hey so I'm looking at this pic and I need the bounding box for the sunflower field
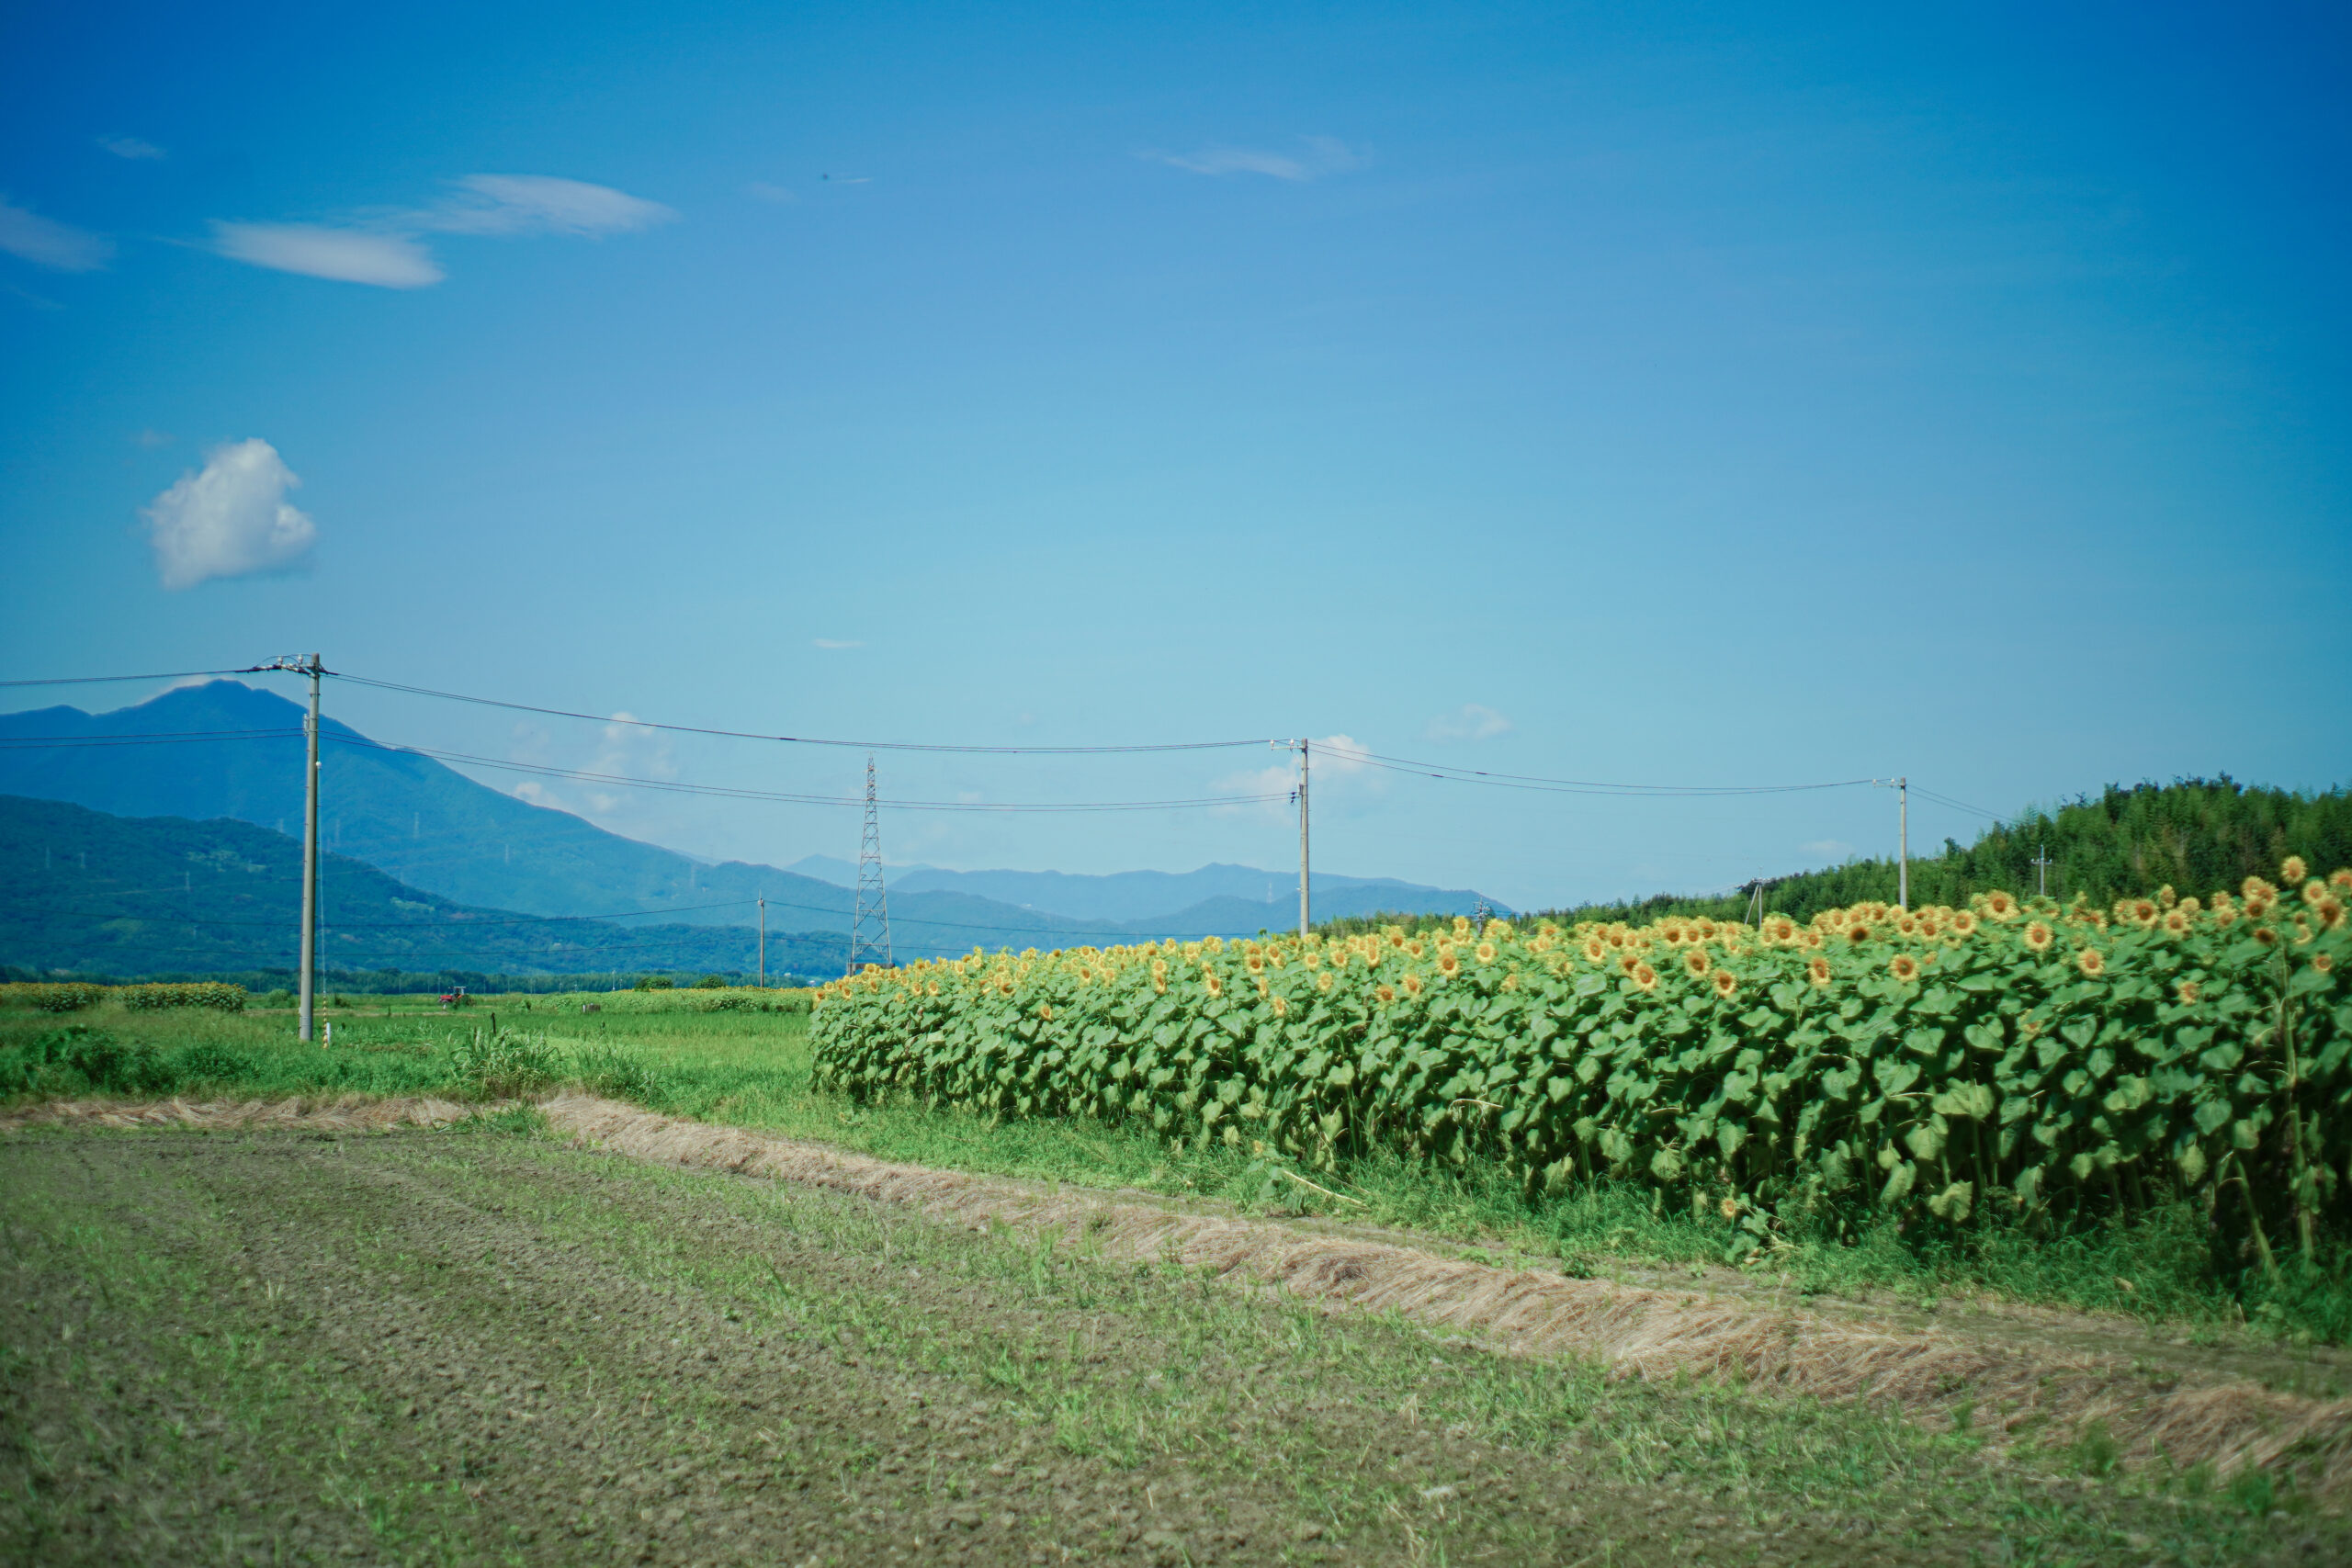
[812,861,2352,1259]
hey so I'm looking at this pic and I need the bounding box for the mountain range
[0,682,1506,966]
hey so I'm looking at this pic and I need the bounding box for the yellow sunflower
[2177,980,2200,1005]
[1204,971,1224,997]
[1712,969,1737,999]
[2076,948,2106,978]
[1582,938,1608,964]
[1439,951,1462,977]
[1316,972,1333,993]
[1272,994,1290,1016]
[1982,890,2018,920]
[1808,956,1834,987]
[1402,973,1424,997]
[1949,910,1978,937]
[1684,948,1711,977]
[1374,983,1396,1004]
[2282,855,2309,885]
[2162,909,2190,936]
[1476,942,1498,964]
[1889,953,1921,983]
[2024,920,2054,953]
[1037,1003,1055,1021]
[1632,962,1659,992]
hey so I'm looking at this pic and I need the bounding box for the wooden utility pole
[1297,739,1310,939]
[264,654,324,1042]
[758,897,766,987]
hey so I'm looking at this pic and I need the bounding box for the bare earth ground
[4,1113,2347,1567]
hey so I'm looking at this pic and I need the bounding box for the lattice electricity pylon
[847,753,892,973]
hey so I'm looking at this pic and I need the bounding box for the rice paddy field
[5,978,2352,1565]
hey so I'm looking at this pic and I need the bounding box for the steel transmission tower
[847,754,892,972]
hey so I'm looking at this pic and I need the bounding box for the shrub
[3,983,106,1013]
[634,976,675,992]
[570,1043,661,1103]
[119,982,247,1013]
[693,973,729,989]
[695,987,812,1014]
[2,1027,177,1097]
[261,988,295,1010]
[174,1042,251,1085]
[449,1027,560,1099]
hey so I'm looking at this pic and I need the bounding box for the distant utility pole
[1877,776,1909,909]
[262,654,324,1043]
[758,896,766,987]
[2031,840,2053,898]
[1746,878,1765,927]
[847,755,892,973]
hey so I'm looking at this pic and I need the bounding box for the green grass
[7,995,2349,1347]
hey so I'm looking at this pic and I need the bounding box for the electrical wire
[328,671,1278,754]
[0,669,265,689]
[1327,747,1877,798]
[319,733,1288,813]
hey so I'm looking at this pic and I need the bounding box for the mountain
[0,682,1511,949]
[786,858,1506,923]
[0,795,842,983]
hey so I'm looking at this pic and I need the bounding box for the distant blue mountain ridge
[0,682,1507,961]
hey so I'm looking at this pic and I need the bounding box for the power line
[1328,746,1877,798]
[328,671,1277,754]
[0,669,266,689]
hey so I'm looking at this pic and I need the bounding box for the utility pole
[758,896,766,987]
[1296,738,1310,939]
[1873,776,1909,910]
[2031,840,2052,898]
[262,654,324,1042]
[847,754,892,973]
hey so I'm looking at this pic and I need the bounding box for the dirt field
[3,1120,2340,1566]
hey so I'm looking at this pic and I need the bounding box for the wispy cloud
[210,222,444,288]
[1423,704,1512,742]
[209,175,673,288]
[0,197,112,271]
[1216,734,1374,811]
[98,135,165,161]
[812,638,864,649]
[746,181,797,204]
[141,438,317,590]
[1144,135,1366,182]
[414,175,675,237]
[1801,839,1856,860]
[133,428,173,448]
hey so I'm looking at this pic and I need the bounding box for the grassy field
[5,992,2348,1345]
[6,1117,2341,1567]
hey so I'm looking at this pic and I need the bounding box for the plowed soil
[3,1121,2339,1566]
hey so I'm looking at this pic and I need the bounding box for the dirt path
[8,1118,2335,1566]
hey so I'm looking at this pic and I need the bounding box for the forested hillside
[1530,778,2351,928]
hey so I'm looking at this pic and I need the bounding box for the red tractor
[438,985,470,1011]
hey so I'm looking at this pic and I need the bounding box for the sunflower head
[2131,899,2160,928]
[925,979,940,997]
[2163,909,2190,936]
[2076,947,2106,978]
[1327,949,1350,971]
[1619,953,1642,976]
[1036,1003,1055,1021]
[1684,948,1711,977]
[1271,994,1290,1016]
[1316,972,1332,992]
[2024,920,2054,952]
[1950,910,1978,937]
[1374,983,1396,1004]
[1632,962,1659,992]
[1801,929,1826,951]
[1476,941,1498,964]
[1583,938,1608,964]
[1846,923,1872,946]
[1245,953,1265,975]
[1984,890,2018,920]
[1402,973,1424,997]
[1889,953,1921,983]
[2244,876,2274,902]
[1712,969,1737,998]
[1487,919,1513,942]
[2283,855,2309,885]
[2316,953,2335,975]
[1660,923,1686,947]
[2254,926,2278,946]
[1453,916,1473,938]
[2177,980,2200,1005]
[2318,897,2346,931]
[1204,971,1224,997]
[2304,880,2330,907]
[1807,956,1833,987]
[1897,915,1919,936]
[1439,951,1462,976]
[2332,868,2352,890]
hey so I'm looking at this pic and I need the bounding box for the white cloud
[1422,704,1512,742]
[1146,135,1366,182]
[209,222,444,288]
[98,135,164,160]
[812,638,863,649]
[746,181,797,204]
[0,197,112,271]
[418,175,676,237]
[141,438,317,590]
[133,428,173,448]
[1216,734,1373,809]
[209,175,671,288]
[1801,839,1856,860]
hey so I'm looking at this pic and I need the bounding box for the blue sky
[2,1,2346,912]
